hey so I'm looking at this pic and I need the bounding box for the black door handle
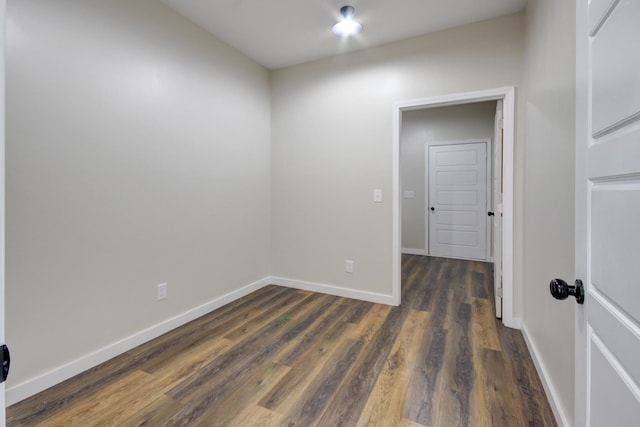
[550,279,584,304]
[0,344,10,383]
[430,207,435,211]
[488,211,495,216]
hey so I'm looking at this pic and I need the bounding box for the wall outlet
[346,260,354,273]
[157,283,167,301]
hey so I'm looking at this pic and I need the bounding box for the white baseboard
[401,248,427,256]
[520,322,571,427]
[6,277,272,406]
[7,275,397,405]
[269,276,397,306]
[503,317,522,330]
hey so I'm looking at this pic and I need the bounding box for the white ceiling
[159,0,528,70]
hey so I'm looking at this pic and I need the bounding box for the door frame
[493,101,504,318]
[424,139,492,261]
[392,86,517,328]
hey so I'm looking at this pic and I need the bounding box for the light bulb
[332,18,363,37]
[332,6,363,37]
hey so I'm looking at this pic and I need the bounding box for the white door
[428,141,489,261]
[493,102,503,318]
[575,0,640,425]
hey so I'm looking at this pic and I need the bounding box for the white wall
[271,13,525,303]
[401,102,497,252]
[6,0,271,396]
[522,0,576,425]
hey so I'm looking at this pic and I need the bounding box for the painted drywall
[271,14,525,302]
[401,102,497,253]
[522,0,576,424]
[6,0,271,390]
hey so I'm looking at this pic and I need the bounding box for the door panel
[590,336,640,427]
[591,0,640,134]
[435,170,478,186]
[591,187,640,322]
[436,150,478,166]
[436,190,477,205]
[428,142,488,260]
[589,295,640,387]
[436,210,478,226]
[435,229,478,246]
[589,125,640,178]
[576,0,640,424]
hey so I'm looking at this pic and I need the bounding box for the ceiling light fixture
[332,5,363,37]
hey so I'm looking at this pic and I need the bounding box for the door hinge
[497,287,503,298]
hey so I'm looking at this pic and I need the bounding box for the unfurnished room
[1,0,639,426]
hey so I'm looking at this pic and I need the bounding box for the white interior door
[428,141,488,261]
[575,0,640,425]
[493,102,503,318]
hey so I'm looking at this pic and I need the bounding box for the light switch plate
[157,283,167,301]
[373,189,382,203]
[403,190,415,199]
[346,260,354,273]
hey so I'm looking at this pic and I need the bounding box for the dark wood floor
[8,255,557,426]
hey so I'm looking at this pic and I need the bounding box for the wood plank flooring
[7,255,557,426]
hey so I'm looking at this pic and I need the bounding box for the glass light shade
[332,18,363,37]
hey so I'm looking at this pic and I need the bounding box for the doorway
[392,87,516,328]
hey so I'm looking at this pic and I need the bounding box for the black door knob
[0,344,9,383]
[488,211,495,216]
[550,279,584,304]
[430,207,435,211]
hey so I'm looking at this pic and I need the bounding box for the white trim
[493,100,504,319]
[6,277,272,406]
[501,88,516,327]
[485,139,492,263]
[401,248,427,256]
[503,317,522,330]
[392,103,402,306]
[521,322,571,427]
[7,273,398,405]
[270,277,397,306]
[393,86,516,327]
